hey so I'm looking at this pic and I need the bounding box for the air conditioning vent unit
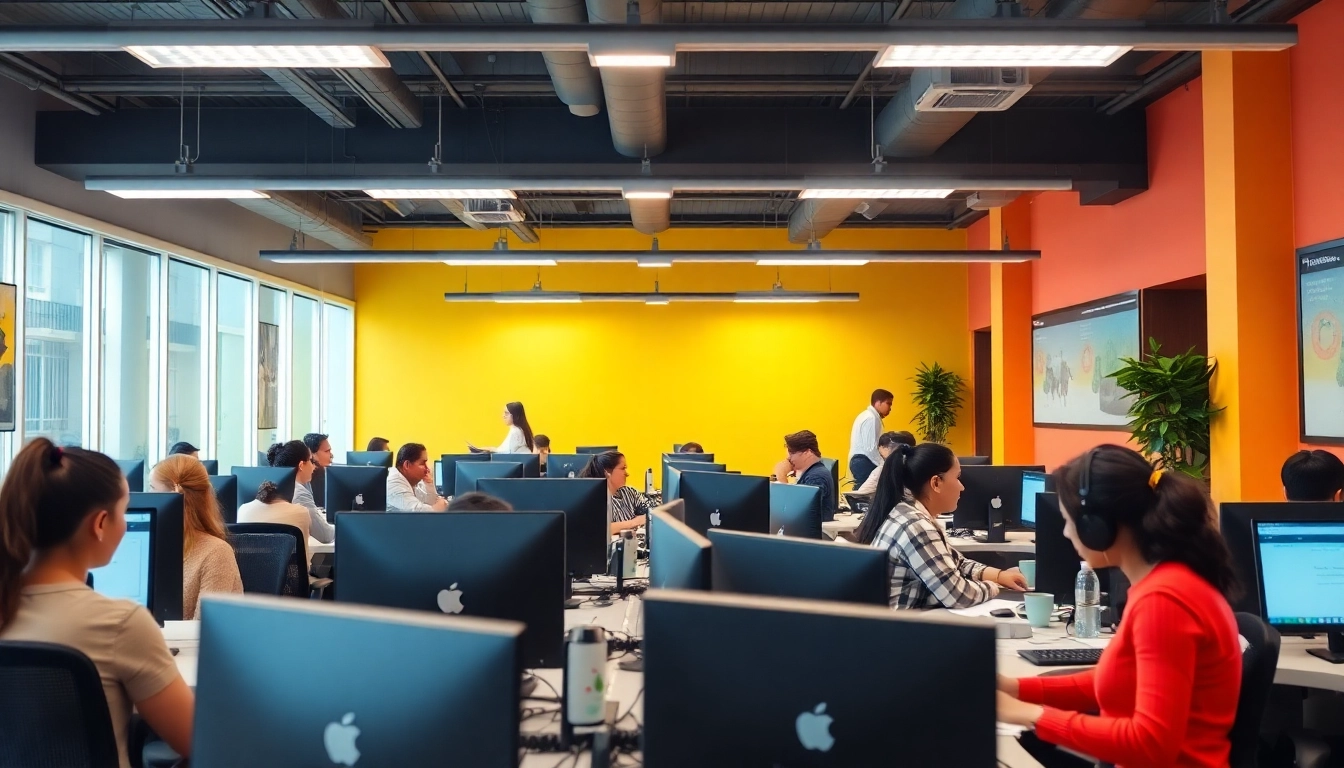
[914,68,1032,112]
[463,199,525,224]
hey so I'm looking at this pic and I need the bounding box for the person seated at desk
[772,430,837,521]
[579,451,649,534]
[1281,449,1344,501]
[267,440,333,545]
[471,401,535,455]
[678,442,705,454]
[534,434,551,476]
[366,436,391,452]
[387,443,447,512]
[997,445,1242,768]
[238,481,315,568]
[448,492,514,512]
[855,443,1026,609]
[150,455,242,620]
[0,439,194,767]
[854,430,917,496]
[167,441,199,459]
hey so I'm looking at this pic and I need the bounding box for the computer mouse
[989,608,1017,619]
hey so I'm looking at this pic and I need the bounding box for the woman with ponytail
[149,454,242,619]
[998,444,1242,768]
[0,439,194,766]
[579,451,649,534]
[857,443,1027,609]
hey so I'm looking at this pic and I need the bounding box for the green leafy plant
[910,362,966,445]
[1110,338,1223,478]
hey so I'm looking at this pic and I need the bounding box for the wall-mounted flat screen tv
[1031,291,1140,429]
[1298,238,1344,442]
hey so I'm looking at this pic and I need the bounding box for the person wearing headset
[998,445,1242,768]
[854,431,917,495]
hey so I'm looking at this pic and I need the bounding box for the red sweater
[1017,562,1242,768]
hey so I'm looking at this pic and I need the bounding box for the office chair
[1230,612,1284,768]
[228,523,332,599]
[818,457,841,509]
[0,641,120,768]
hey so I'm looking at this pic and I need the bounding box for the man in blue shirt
[774,430,837,522]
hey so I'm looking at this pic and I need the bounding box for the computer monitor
[952,464,1046,530]
[433,461,443,493]
[346,450,394,468]
[664,464,684,503]
[649,506,711,590]
[310,465,326,508]
[476,478,608,578]
[492,452,541,478]
[1221,501,1344,615]
[208,475,239,525]
[678,471,770,536]
[1253,520,1344,660]
[958,456,992,466]
[439,453,490,491]
[543,453,590,479]
[115,459,145,493]
[642,590,996,767]
[709,529,888,605]
[1034,491,1116,609]
[663,460,725,498]
[768,482,823,539]
[325,465,390,521]
[193,594,523,768]
[575,445,617,454]
[1019,470,1047,531]
[90,492,184,624]
[256,450,267,467]
[663,452,716,464]
[336,511,566,668]
[200,459,219,475]
[232,467,298,510]
[454,461,523,498]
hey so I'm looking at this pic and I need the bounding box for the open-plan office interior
[2,0,1344,765]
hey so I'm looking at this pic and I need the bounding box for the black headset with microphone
[1074,447,1120,552]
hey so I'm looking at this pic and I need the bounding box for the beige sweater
[183,534,243,620]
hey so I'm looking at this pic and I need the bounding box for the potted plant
[910,362,966,444]
[1110,338,1223,478]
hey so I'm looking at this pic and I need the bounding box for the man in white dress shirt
[387,442,448,512]
[848,389,893,488]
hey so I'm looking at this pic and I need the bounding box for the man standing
[848,389,893,487]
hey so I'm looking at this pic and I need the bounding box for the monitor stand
[564,576,582,610]
[1307,632,1344,664]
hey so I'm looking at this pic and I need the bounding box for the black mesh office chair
[1229,612,1281,768]
[227,522,332,599]
[0,641,120,768]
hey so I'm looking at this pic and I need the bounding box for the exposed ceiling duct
[628,196,671,234]
[586,0,667,159]
[788,198,864,243]
[261,67,354,128]
[232,190,371,250]
[525,0,603,117]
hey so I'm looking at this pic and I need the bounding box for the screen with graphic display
[1031,292,1140,429]
[1298,240,1344,442]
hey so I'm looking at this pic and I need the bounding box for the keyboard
[1018,648,1104,667]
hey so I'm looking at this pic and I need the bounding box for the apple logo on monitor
[795,703,835,752]
[709,510,722,527]
[436,583,464,614]
[323,712,361,766]
[991,496,1002,509]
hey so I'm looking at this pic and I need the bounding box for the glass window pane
[24,219,89,446]
[167,259,208,453]
[0,211,15,477]
[257,286,285,455]
[291,295,320,439]
[101,242,159,462]
[322,303,352,456]
[216,274,251,473]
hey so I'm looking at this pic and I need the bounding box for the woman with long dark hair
[266,439,333,545]
[998,445,1242,768]
[473,402,535,454]
[856,443,1026,609]
[579,451,649,535]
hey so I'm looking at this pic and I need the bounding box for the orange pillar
[1203,50,1298,502]
[989,199,1035,465]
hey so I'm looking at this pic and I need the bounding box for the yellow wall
[354,227,972,484]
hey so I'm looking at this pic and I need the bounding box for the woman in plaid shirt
[854,443,1028,609]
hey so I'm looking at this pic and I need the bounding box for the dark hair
[856,443,955,545]
[266,440,311,469]
[878,431,916,450]
[367,437,390,452]
[578,451,624,480]
[871,389,894,405]
[533,434,550,450]
[302,433,329,454]
[1281,450,1344,502]
[255,480,284,504]
[167,441,199,456]
[784,430,821,458]
[396,443,428,470]
[506,402,535,451]
[678,442,704,454]
[1054,445,1238,598]
[447,492,514,512]
[0,439,126,629]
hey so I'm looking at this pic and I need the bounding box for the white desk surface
[822,513,1037,554]
[308,538,333,555]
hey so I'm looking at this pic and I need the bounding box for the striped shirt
[871,499,999,609]
[610,485,651,523]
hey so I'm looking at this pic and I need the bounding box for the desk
[308,538,333,555]
[952,530,1036,555]
[821,513,860,540]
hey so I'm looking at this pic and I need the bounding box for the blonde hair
[151,454,227,553]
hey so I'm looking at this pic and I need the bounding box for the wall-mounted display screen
[1298,239,1344,442]
[1032,292,1140,429]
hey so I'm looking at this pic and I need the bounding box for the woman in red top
[997,445,1243,768]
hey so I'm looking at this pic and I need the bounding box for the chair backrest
[0,641,121,768]
[226,524,302,597]
[1230,612,1281,768]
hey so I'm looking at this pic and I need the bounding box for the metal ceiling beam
[0,56,103,114]
[262,248,1042,263]
[261,67,355,127]
[375,0,467,109]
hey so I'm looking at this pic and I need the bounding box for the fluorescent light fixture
[107,189,269,199]
[624,190,673,200]
[445,290,858,303]
[757,259,869,267]
[637,258,674,268]
[798,188,954,199]
[365,188,516,199]
[734,297,821,304]
[646,296,671,305]
[125,45,390,69]
[442,259,557,267]
[492,293,582,304]
[590,54,675,67]
[875,44,1128,68]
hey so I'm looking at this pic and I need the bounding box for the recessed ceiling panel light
[442,259,557,267]
[108,189,270,199]
[798,188,953,199]
[757,259,870,267]
[875,44,1129,68]
[623,190,674,200]
[590,53,675,67]
[365,188,517,199]
[125,45,390,69]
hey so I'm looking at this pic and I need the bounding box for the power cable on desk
[616,686,644,728]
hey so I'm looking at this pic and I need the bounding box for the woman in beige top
[0,439,194,767]
[150,454,242,619]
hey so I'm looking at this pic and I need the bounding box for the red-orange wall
[968,220,990,331]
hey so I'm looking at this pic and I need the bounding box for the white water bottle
[565,626,608,726]
[1074,562,1101,638]
[645,468,653,495]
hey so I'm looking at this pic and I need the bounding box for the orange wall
[967,219,990,331]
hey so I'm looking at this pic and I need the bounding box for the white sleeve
[852,412,879,462]
[415,481,442,506]
[387,474,436,512]
[496,427,525,454]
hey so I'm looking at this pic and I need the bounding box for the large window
[216,274,252,473]
[24,220,89,446]
[322,303,353,455]
[101,242,160,461]
[257,286,286,455]
[291,294,320,440]
[0,211,15,476]
[167,260,208,452]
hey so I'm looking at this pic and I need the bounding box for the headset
[1074,447,1120,552]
